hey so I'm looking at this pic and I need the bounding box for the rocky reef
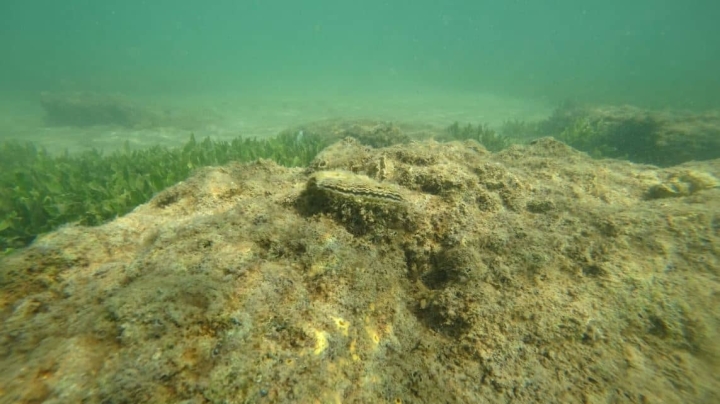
[1,136,719,403]
[39,92,214,130]
[537,103,720,166]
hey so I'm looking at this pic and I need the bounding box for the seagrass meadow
[0,131,329,254]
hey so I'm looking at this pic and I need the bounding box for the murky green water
[1,1,718,138]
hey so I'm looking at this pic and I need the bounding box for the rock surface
[1,137,719,403]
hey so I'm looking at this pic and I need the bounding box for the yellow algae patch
[365,325,381,347]
[219,241,254,260]
[308,262,327,277]
[313,329,329,355]
[364,319,395,350]
[319,232,337,246]
[349,339,360,361]
[311,391,343,404]
[308,255,338,277]
[332,316,350,336]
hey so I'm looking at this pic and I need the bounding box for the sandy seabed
[0,91,551,153]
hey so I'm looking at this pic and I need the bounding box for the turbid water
[1,1,719,152]
[1,2,720,404]
[0,90,552,152]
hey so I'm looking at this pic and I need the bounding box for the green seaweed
[538,103,662,162]
[498,119,539,139]
[441,122,510,152]
[554,115,617,158]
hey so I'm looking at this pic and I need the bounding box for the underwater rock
[539,103,720,166]
[308,170,406,203]
[1,135,719,403]
[40,92,161,128]
[646,169,720,199]
[302,169,412,237]
[280,119,429,149]
[38,92,216,132]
